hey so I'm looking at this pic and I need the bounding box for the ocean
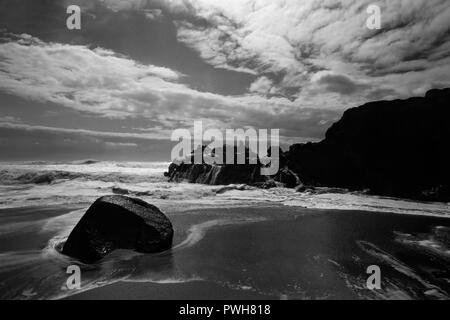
[0,161,449,300]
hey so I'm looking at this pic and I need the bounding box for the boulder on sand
[62,195,174,263]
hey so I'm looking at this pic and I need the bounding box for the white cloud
[105,141,139,148]
[151,0,450,99]
[0,34,343,141]
[311,71,370,95]
[1,0,448,157]
[143,9,164,20]
[249,76,274,95]
[99,0,147,11]
[0,121,169,140]
[77,1,450,102]
[0,116,21,123]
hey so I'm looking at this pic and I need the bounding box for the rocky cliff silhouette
[167,88,450,202]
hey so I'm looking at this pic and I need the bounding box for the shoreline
[1,203,450,300]
[62,208,450,300]
[65,280,277,300]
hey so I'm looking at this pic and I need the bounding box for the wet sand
[66,209,450,300]
[0,205,83,252]
[66,280,276,300]
[1,205,450,300]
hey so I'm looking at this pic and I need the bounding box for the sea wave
[0,161,449,217]
[0,169,166,185]
[70,159,100,165]
[0,170,85,185]
[0,162,171,208]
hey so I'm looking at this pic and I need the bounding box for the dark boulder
[62,195,174,263]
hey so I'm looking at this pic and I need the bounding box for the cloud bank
[1,0,450,160]
[157,0,450,98]
[0,32,341,142]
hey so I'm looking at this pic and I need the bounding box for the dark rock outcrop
[166,145,266,185]
[287,88,450,201]
[62,195,173,263]
[166,147,296,188]
[166,88,450,202]
[166,162,264,185]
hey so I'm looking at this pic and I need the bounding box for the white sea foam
[41,209,85,234]
[0,161,449,217]
[394,227,450,259]
[0,251,42,271]
[357,240,449,299]
[215,186,450,217]
[124,276,204,284]
[283,192,450,217]
[0,219,45,236]
[173,217,266,252]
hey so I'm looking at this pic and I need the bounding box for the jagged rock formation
[165,146,299,188]
[166,88,450,202]
[166,162,264,185]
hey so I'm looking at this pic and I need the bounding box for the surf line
[179,304,214,318]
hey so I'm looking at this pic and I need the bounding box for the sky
[0,0,449,161]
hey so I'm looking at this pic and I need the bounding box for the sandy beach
[1,202,449,300]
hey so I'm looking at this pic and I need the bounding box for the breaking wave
[0,160,449,216]
[0,170,87,185]
[0,163,168,185]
